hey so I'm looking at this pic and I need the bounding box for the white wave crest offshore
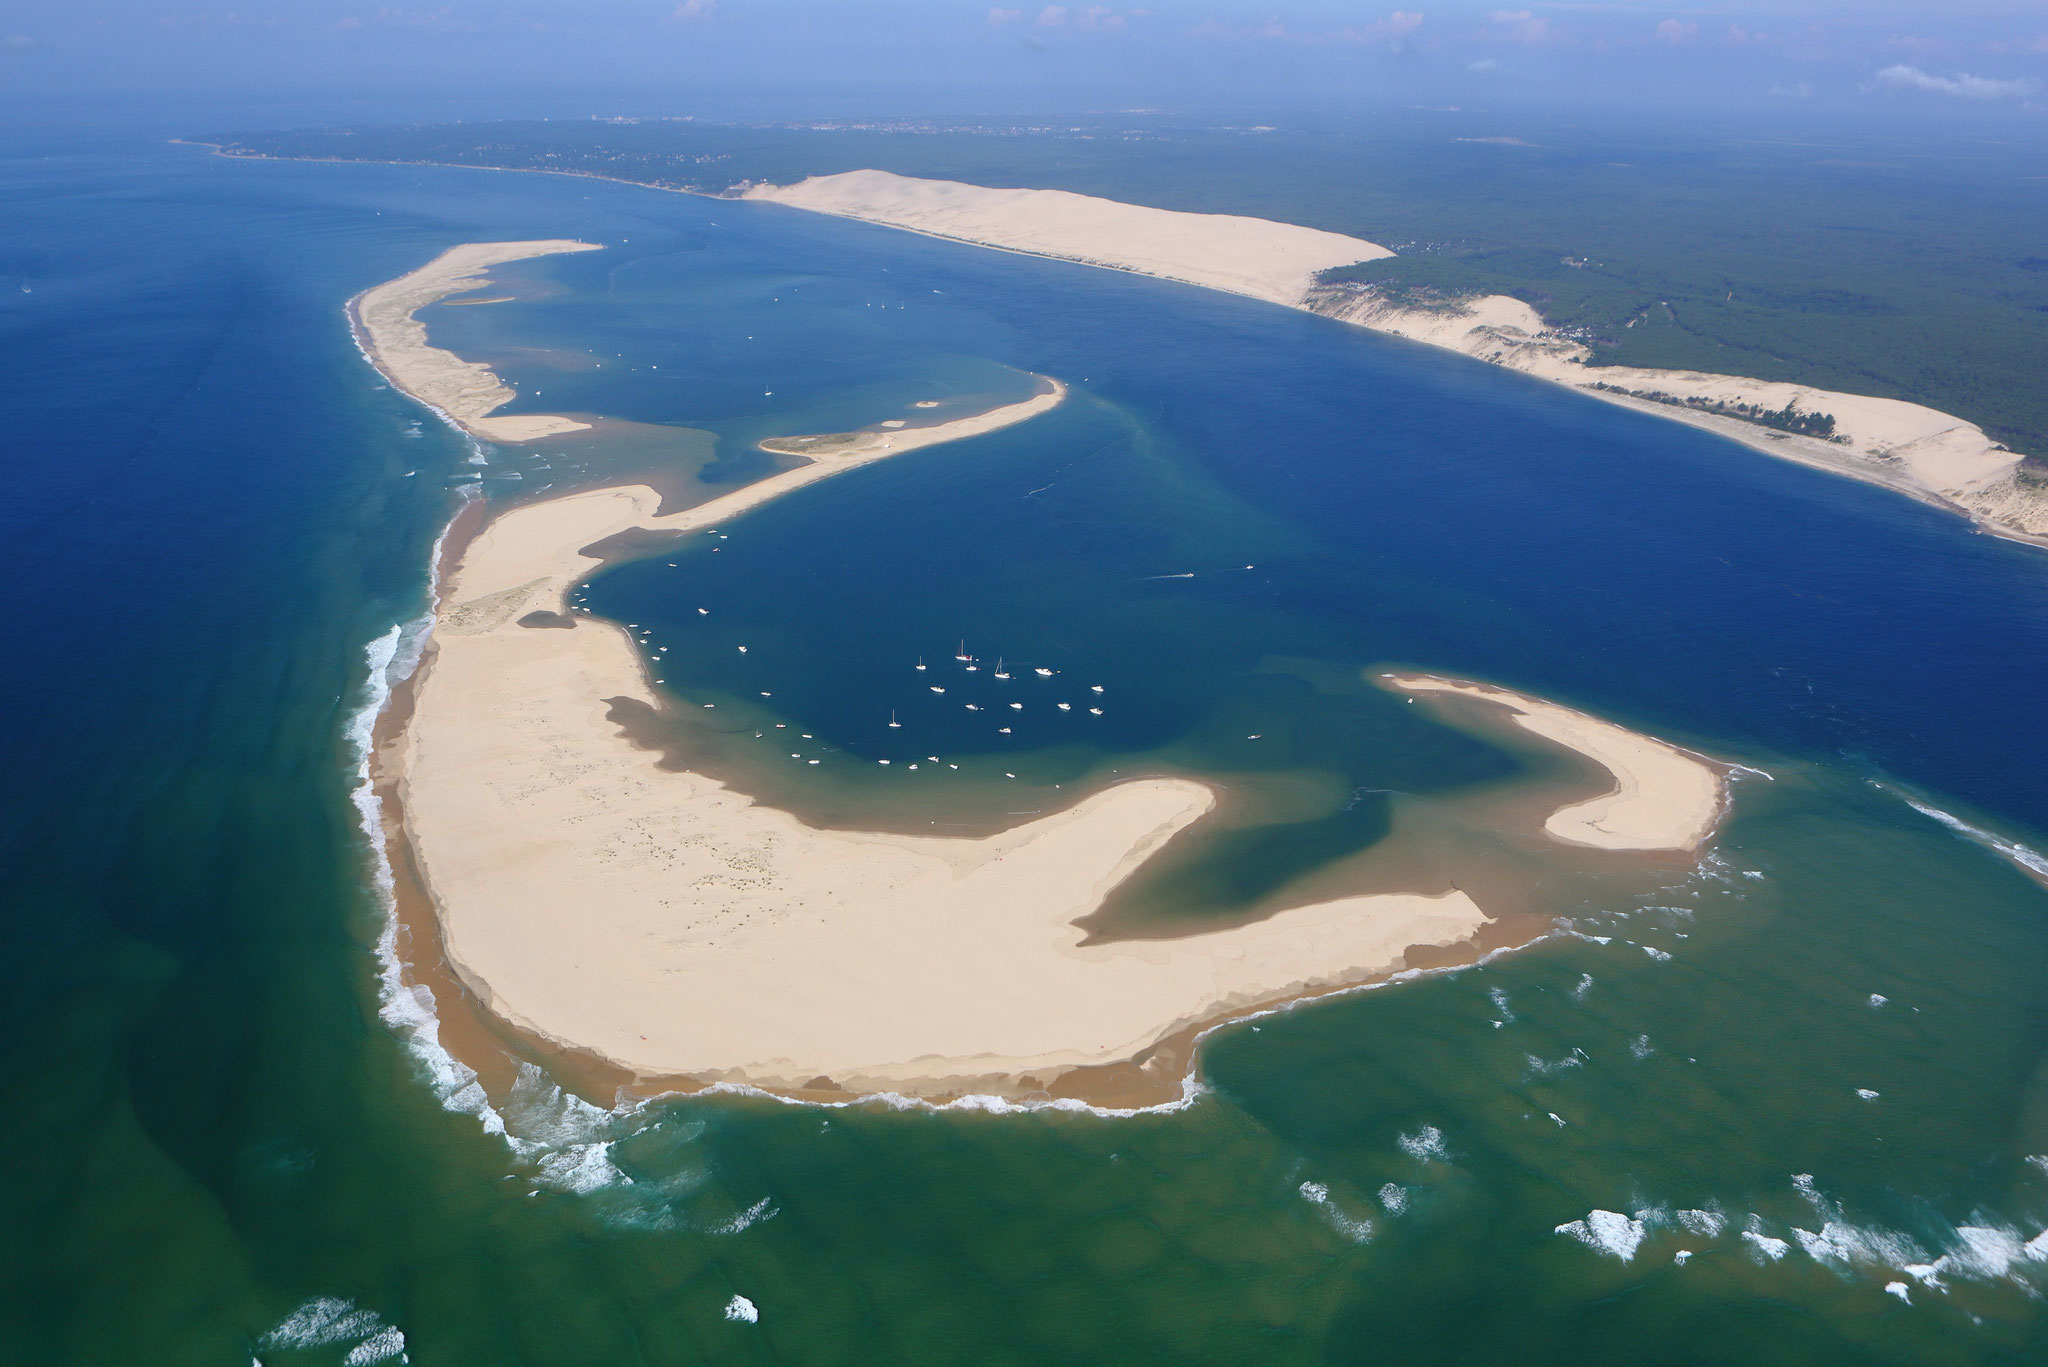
[1879,783,2048,885]
[258,1296,407,1365]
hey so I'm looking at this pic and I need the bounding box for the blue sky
[3,2,2044,123]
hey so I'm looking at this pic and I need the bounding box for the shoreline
[360,238,1728,1108]
[189,142,2047,546]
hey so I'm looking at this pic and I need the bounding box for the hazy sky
[3,2,2045,125]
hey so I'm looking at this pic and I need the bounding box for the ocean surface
[5,129,2048,1365]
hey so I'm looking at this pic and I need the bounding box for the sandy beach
[749,172,2046,544]
[1383,674,1726,852]
[352,239,602,443]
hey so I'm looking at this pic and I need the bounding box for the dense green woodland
[214,117,2048,461]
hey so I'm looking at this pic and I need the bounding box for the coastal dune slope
[747,168,1392,309]
[749,171,2043,542]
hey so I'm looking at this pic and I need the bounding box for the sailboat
[993,657,1010,680]
[915,656,926,671]
[888,711,901,729]
[954,640,971,662]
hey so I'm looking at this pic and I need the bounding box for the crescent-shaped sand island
[360,241,1729,1104]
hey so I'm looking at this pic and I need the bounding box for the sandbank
[749,171,2045,543]
[352,239,602,443]
[370,242,1732,1103]
[398,383,1491,1097]
[1383,674,1725,852]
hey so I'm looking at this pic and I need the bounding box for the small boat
[1034,667,1054,678]
[993,658,1010,680]
[1057,703,1071,711]
[930,686,945,694]
[737,646,748,653]
[1090,685,1104,694]
[954,640,971,662]
[1009,702,1023,710]
[888,711,901,729]
[965,704,981,712]
[998,728,1011,735]
[915,656,926,671]
[964,664,979,672]
[697,608,709,616]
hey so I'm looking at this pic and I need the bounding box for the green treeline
[1587,382,1840,439]
[208,116,2048,462]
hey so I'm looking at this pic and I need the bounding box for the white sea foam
[1570,973,1595,1001]
[1299,1180,1375,1242]
[1556,1209,1646,1262]
[724,1294,759,1324]
[1487,986,1515,1022]
[1881,785,2048,884]
[1641,945,1673,962]
[707,1196,780,1236]
[1398,1124,1449,1162]
[260,1297,408,1363]
[1742,1229,1791,1261]
[1378,1183,1408,1215]
[1675,1207,1726,1239]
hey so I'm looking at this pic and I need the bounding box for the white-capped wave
[724,1294,759,1323]
[1880,785,2048,885]
[1556,1209,1646,1262]
[1299,1180,1375,1243]
[1398,1124,1449,1162]
[259,1297,407,1364]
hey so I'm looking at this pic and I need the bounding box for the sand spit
[398,386,1493,1097]
[353,239,602,443]
[749,172,2044,544]
[747,169,1391,309]
[1384,674,1726,852]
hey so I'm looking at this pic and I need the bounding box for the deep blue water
[4,131,2048,1365]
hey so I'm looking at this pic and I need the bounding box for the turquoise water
[5,133,2048,1364]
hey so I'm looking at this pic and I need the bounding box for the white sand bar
[1385,674,1726,852]
[401,388,1488,1095]
[748,169,1392,308]
[354,239,602,442]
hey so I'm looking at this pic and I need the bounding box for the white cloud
[1769,81,1812,98]
[1488,10,1547,44]
[1468,56,1499,71]
[997,5,1124,33]
[671,0,715,19]
[1655,19,1696,45]
[1866,64,2036,101]
[1,33,34,52]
